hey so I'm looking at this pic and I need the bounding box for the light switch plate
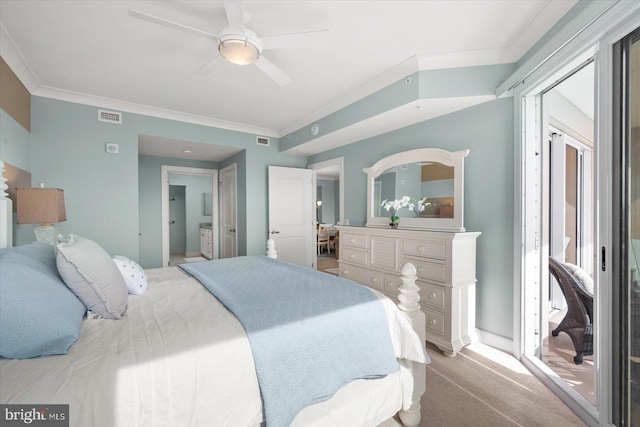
[105,142,119,154]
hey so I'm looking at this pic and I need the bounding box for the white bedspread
[0,266,427,427]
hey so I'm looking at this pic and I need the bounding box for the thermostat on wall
[105,142,119,154]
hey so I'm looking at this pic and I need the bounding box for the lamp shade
[17,188,66,225]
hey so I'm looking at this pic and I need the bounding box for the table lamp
[17,185,66,245]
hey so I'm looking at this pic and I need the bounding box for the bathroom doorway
[161,165,218,267]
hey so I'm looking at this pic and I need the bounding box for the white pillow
[56,234,128,319]
[113,255,148,295]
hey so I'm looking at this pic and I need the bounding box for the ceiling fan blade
[128,9,218,41]
[194,54,222,76]
[261,30,329,50]
[224,0,245,27]
[254,56,292,86]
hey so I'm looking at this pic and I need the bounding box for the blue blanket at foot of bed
[180,256,399,427]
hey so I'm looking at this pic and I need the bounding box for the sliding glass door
[613,26,640,426]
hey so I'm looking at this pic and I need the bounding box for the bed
[0,179,428,426]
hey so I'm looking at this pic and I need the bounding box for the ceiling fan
[129,1,329,86]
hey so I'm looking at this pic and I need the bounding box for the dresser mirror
[364,148,469,231]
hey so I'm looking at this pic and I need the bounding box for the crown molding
[0,22,40,92]
[32,85,279,138]
[2,15,514,143]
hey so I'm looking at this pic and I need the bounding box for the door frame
[161,165,218,267]
[308,157,344,268]
[307,157,345,225]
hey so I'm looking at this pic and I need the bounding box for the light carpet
[323,267,339,275]
[379,342,586,426]
[184,257,207,263]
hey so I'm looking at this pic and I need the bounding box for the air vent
[98,109,122,124]
[256,136,270,147]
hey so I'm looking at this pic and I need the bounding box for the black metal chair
[548,257,593,364]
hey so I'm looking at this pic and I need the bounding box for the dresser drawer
[340,263,383,291]
[403,239,445,260]
[419,281,445,310]
[407,258,446,283]
[383,273,401,299]
[342,233,368,249]
[424,308,446,337]
[342,248,368,266]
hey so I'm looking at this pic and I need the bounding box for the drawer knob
[429,292,437,300]
[349,238,356,243]
[429,319,437,326]
[417,246,424,252]
[418,267,424,273]
[349,254,356,259]
[371,277,378,283]
[343,270,349,275]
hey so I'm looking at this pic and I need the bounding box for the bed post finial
[266,239,277,259]
[397,262,426,427]
[0,161,13,249]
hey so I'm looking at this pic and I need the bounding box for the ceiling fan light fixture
[219,35,261,65]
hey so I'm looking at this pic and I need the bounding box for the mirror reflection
[374,162,454,219]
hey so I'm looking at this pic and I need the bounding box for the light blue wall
[282,64,515,152]
[308,98,515,339]
[0,109,31,172]
[28,97,305,262]
[0,108,33,245]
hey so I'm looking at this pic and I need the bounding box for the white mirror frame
[364,148,469,231]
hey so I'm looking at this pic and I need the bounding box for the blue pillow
[0,242,86,359]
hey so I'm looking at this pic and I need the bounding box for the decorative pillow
[56,234,128,319]
[113,255,148,295]
[0,242,86,359]
[564,263,594,295]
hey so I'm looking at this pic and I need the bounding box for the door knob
[271,230,280,234]
[230,229,236,232]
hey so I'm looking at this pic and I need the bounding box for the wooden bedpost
[266,239,277,259]
[0,161,12,249]
[397,262,426,427]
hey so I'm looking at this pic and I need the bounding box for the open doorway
[520,55,599,421]
[169,184,187,263]
[541,61,596,404]
[308,157,344,275]
[161,165,218,266]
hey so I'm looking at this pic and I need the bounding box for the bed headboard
[0,161,13,248]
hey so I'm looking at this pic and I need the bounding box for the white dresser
[337,225,480,357]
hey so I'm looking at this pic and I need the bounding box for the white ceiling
[553,61,595,120]
[138,134,242,162]
[0,0,578,157]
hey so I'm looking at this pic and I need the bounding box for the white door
[268,166,314,268]
[220,163,237,258]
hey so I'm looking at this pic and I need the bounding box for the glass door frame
[513,10,640,425]
[518,53,600,424]
[611,25,640,427]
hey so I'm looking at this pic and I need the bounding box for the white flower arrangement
[380,196,430,223]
